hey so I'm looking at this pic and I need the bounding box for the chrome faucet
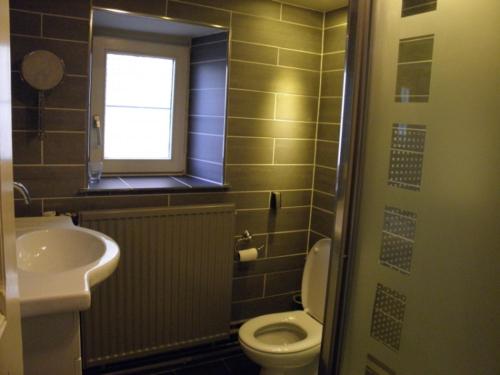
[13,182,31,205]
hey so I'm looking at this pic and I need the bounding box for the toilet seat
[239,311,322,354]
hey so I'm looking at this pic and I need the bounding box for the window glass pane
[103,52,174,161]
[104,106,171,160]
[105,53,174,109]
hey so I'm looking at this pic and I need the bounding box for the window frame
[90,36,189,174]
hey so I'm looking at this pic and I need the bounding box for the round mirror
[21,50,65,91]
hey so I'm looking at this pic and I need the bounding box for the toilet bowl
[239,238,332,375]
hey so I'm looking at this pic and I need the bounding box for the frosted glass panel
[104,107,171,160]
[338,0,500,374]
[103,53,174,160]
[105,53,173,108]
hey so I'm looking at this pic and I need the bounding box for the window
[90,36,189,174]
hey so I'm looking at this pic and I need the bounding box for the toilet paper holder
[234,230,264,258]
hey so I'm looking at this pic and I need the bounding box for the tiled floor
[87,353,260,375]
[173,354,259,375]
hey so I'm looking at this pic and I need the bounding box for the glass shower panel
[339,0,499,374]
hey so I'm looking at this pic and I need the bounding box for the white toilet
[239,238,332,375]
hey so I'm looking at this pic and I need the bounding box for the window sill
[80,176,228,195]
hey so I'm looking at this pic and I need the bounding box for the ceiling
[283,0,348,12]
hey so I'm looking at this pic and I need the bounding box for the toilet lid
[301,238,333,324]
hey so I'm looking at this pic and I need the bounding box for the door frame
[319,1,374,374]
[0,0,24,372]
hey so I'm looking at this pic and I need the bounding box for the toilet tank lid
[301,238,332,324]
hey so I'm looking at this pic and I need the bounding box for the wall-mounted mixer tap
[13,182,31,205]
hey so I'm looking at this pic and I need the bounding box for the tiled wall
[310,8,347,243]
[9,0,347,323]
[10,0,89,217]
[187,32,228,183]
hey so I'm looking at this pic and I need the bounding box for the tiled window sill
[81,176,228,195]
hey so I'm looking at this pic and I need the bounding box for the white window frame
[90,36,189,174]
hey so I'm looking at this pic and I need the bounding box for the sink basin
[15,216,120,317]
[18,228,106,273]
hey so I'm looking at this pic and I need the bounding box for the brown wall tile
[279,49,321,71]
[228,89,275,119]
[43,15,88,42]
[317,123,340,141]
[311,207,334,237]
[276,94,318,122]
[15,199,43,217]
[322,70,344,97]
[316,141,338,168]
[185,0,281,19]
[11,35,88,75]
[319,97,342,123]
[230,60,320,96]
[44,194,169,213]
[43,133,86,164]
[11,72,37,107]
[12,132,41,164]
[234,254,305,277]
[226,137,274,164]
[231,292,297,321]
[227,118,316,139]
[314,166,336,195]
[235,207,310,234]
[231,41,277,65]
[167,1,230,26]
[92,0,164,15]
[282,4,323,28]
[13,166,84,198]
[226,165,313,191]
[274,139,315,164]
[44,76,88,109]
[10,10,41,36]
[232,275,264,301]
[313,190,335,212]
[10,0,90,18]
[12,108,87,132]
[191,40,228,63]
[323,52,345,71]
[280,190,311,207]
[232,14,322,53]
[325,8,347,28]
[324,25,347,53]
[268,231,308,257]
[170,191,270,209]
[265,269,302,296]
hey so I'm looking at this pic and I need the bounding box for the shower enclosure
[321,0,500,374]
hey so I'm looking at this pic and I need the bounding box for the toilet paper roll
[238,248,258,262]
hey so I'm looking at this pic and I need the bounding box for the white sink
[18,228,106,273]
[15,216,120,317]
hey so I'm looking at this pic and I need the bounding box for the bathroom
[0,0,498,374]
